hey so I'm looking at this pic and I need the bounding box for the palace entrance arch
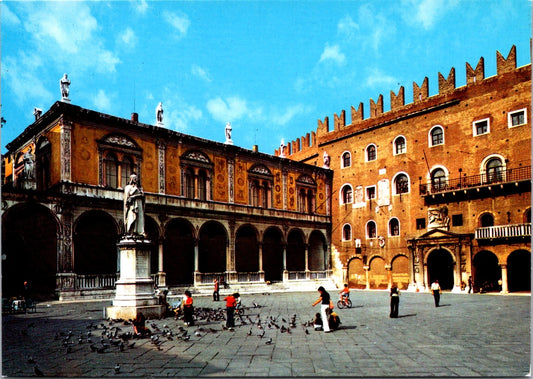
[347,258,365,289]
[427,249,454,290]
[198,221,227,274]
[507,250,531,292]
[235,225,259,273]
[262,227,283,282]
[473,250,500,292]
[164,218,195,286]
[368,256,387,289]
[2,203,58,299]
[286,229,305,272]
[308,231,327,271]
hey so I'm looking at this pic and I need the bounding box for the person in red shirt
[224,293,237,329]
[213,278,220,301]
[183,290,194,326]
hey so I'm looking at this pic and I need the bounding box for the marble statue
[279,139,286,158]
[60,74,70,100]
[23,146,35,180]
[124,173,145,236]
[323,151,330,168]
[428,206,450,230]
[156,102,164,125]
[225,122,233,144]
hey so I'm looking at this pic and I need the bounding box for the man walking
[431,280,442,307]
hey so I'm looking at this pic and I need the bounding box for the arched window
[120,156,133,188]
[366,144,377,161]
[524,208,531,223]
[185,168,195,198]
[342,224,352,241]
[104,153,119,188]
[480,213,494,227]
[366,221,377,239]
[486,158,504,183]
[389,218,400,236]
[197,170,207,200]
[431,168,447,191]
[430,126,444,146]
[394,173,409,194]
[394,136,406,155]
[306,189,314,214]
[341,185,353,204]
[251,179,260,206]
[342,151,351,168]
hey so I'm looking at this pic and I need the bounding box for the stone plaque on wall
[377,178,390,207]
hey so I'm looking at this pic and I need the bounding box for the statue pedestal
[106,237,165,320]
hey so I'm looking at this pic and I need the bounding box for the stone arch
[164,218,195,286]
[507,249,531,292]
[235,224,260,273]
[73,210,118,276]
[262,226,284,282]
[347,257,365,289]
[198,221,227,273]
[2,203,59,299]
[391,254,409,290]
[368,255,387,289]
[426,248,455,290]
[308,230,327,271]
[472,250,500,292]
[287,228,306,272]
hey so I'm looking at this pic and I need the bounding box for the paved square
[2,290,530,377]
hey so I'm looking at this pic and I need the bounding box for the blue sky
[1,0,531,155]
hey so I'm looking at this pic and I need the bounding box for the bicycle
[337,296,352,309]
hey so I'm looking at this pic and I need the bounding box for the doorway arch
[308,230,327,271]
[347,258,365,289]
[163,218,195,286]
[235,225,259,272]
[473,250,500,292]
[262,227,283,282]
[287,229,305,272]
[427,249,454,290]
[507,250,531,292]
[368,256,387,289]
[198,221,227,273]
[2,203,58,299]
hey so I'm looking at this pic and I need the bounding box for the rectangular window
[452,214,463,226]
[416,218,426,230]
[473,118,490,136]
[366,186,376,200]
[508,108,527,128]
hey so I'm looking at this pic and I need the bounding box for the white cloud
[271,104,313,126]
[206,96,256,123]
[133,0,148,14]
[191,65,212,83]
[21,2,121,73]
[319,44,346,65]
[337,15,359,41]
[163,11,190,38]
[401,0,459,30]
[119,27,137,47]
[1,3,21,26]
[365,68,399,89]
[93,89,112,112]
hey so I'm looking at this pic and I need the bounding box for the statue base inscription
[105,237,165,320]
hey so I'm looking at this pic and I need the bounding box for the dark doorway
[427,249,454,290]
[163,218,195,286]
[2,204,58,299]
[262,227,283,282]
[144,216,160,275]
[507,250,531,292]
[473,250,500,292]
[198,221,227,273]
[308,231,326,271]
[286,229,305,271]
[235,225,259,272]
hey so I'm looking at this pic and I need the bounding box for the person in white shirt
[430,280,441,307]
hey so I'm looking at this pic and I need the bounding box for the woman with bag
[312,286,332,333]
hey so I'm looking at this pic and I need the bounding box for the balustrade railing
[475,223,531,240]
[236,272,261,282]
[75,274,117,290]
[420,166,531,195]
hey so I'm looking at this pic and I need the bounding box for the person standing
[182,290,194,326]
[224,293,237,329]
[430,280,441,307]
[213,278,220,301]
[390,285,400,318]
[312,286,331,333]
[467,276,473,294]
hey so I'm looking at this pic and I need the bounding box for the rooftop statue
[60,73,70,100]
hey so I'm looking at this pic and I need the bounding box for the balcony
[420,166,531,204]
[475,223,531,240]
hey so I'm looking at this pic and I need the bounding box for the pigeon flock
[16,294,329,376]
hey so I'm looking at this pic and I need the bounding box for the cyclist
[339,284,350,305]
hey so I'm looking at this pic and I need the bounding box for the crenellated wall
[278,45,522,160]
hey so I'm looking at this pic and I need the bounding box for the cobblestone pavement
[2,290,530,377]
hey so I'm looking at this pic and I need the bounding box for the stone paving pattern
[2,291,530,377]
